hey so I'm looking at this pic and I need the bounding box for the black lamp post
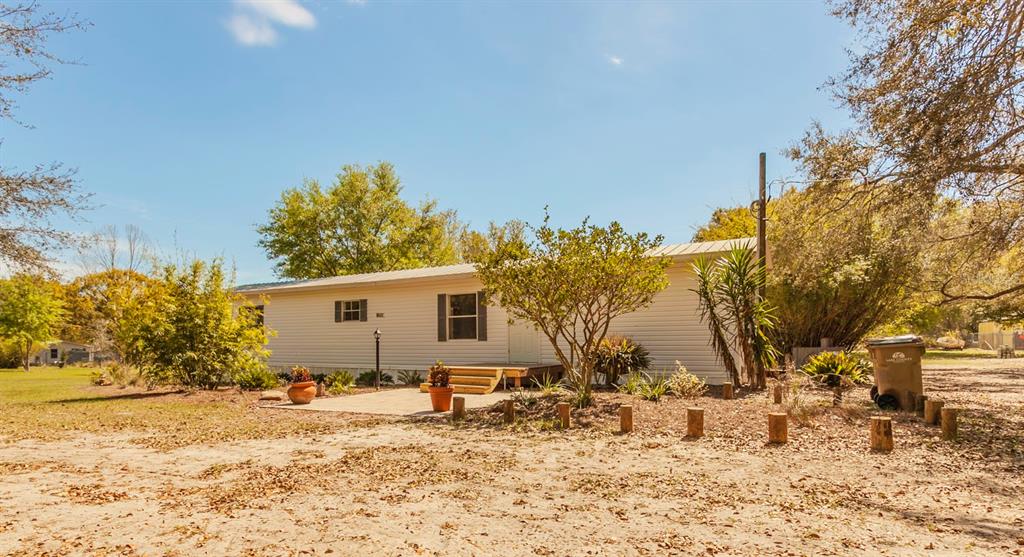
[373,328,382,391]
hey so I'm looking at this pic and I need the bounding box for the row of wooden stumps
[456,389,959,448]
[867,394,959,452]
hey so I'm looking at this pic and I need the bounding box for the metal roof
[646,237,754,257]
[236,238,754,294]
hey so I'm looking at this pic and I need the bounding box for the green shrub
[325,369,355,394]
[665,361,707,398]
[397,369,422,385]
[801,351,873,386]
[617,371,648,395]
[595,336,651,386]
[357,370,394,386]
[234,366,279,391]
[637,377,668,402]
[0,338,25,368]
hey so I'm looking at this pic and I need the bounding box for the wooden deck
[419,363,564,395]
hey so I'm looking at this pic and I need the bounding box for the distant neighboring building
[31,341,94,366]
[977,321,1024,350]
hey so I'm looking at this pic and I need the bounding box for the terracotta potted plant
[427,360,453,412]
[287,365,317,405]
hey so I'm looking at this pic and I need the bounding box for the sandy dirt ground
[1,360,1022,556]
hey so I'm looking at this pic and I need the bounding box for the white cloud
[607,55,623,66]
[226,0,316,47]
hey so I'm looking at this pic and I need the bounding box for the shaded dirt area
[0,359,1022,556]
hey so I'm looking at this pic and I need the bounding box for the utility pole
[756,152,768,388]
[757,152,767,299]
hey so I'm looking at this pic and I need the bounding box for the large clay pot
[428,386,454,412]
[287,381,317,405]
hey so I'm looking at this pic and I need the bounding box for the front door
[508,319,541,363]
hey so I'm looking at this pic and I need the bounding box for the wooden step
[419,383,493,395]
[449,375,495,386]
[446,367,503,378]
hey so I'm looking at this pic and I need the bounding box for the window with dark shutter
[437,294,447,341]
[447,293,478,340]
[336,300,363,322]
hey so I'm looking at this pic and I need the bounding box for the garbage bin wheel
[875,393,899,411]
[869,385,879,401]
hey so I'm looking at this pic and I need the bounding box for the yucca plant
[692,255,739,386]
[692,246,780,389]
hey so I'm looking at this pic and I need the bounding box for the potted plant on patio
[287,365,317,405]
[427,360,453,412]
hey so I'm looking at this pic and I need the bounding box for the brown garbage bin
[866,335,925,411]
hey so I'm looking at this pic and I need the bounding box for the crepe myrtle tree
[475,213,670,407]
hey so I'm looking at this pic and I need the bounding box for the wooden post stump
[768,413,788,444]
[924,399,944,425]
[557,402,570,429]
[914,394,928,418]
[869,416,894,452]
[452,396,466,421]
[686,407,704,438]
[722,382,734,400]
[940,407,958,440]
[619,405,633,434]
[503,399,515,424]
[772,384,783,404]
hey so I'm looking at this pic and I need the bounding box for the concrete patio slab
[268,388,512,417]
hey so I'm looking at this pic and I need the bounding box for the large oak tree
[257,163,462,279]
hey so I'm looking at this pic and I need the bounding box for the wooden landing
[419,363,564,395]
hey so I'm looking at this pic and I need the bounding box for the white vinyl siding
[247,275,507,371]
[536,262,731,385]
[244,257,731,384]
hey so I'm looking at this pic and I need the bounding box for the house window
[50,348,59,359]
[448,293,477,340]
[343,300,361,321]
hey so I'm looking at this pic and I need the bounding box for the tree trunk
[22,339,31,372]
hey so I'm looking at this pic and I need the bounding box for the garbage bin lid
[865,334,924,347]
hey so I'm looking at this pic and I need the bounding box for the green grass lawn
[0,366,351,449]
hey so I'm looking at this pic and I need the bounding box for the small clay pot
[428,386,454,412]
[287,381,317,405]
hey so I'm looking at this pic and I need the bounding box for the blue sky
[4,1,854,283]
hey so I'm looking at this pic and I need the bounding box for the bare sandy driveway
[0,360,1022,556]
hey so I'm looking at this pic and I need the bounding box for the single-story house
[978,321,1024,350]
[237,238,752,390]
[32,341,94,366]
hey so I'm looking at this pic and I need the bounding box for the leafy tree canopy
[257,162,462,279]
[475,213,669,406]
[692,206,757,242]
[794,0,1024,308]
[0,274,64,370]
[0,4,90,272]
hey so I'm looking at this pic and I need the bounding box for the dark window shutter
[359,299,368,322]
[477,291,487,341]
[334,301,342,322]
[437,294,447,342]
